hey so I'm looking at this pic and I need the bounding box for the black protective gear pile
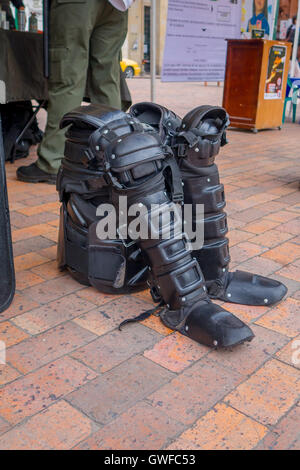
[56,102,286,349]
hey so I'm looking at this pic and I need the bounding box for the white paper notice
[162,0,241,82]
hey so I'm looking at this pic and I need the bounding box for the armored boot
[81,108,254,348]
[131,102,287,307]
[174,105,287,306]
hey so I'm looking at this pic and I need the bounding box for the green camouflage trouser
[37,0,128,174]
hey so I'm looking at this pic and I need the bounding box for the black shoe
[16,163,57,184]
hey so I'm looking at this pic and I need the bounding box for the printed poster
[264,45,287,99]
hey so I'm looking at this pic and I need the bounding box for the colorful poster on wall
[241,0,275,38]
[162,0,241,82]
[264,45,287,99]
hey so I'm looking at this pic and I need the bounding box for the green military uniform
[37,0,128,175]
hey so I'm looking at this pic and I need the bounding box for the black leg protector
[175,105,287,306]
[56,104,150,293]
[98,127,254,348]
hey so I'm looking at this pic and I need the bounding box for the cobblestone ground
[0,80,299,450]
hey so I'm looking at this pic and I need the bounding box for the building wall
[124,0,168,75]
[125,0,300,71]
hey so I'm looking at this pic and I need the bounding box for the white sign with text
[162,0,241,82]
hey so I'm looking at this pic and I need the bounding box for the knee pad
[130,102,182,145]
[174,105,229,166]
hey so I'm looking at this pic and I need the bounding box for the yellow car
[120,58,141,78]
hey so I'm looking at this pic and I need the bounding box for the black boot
[17,162,57,184]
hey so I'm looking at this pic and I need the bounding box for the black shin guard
[174,105,287,306]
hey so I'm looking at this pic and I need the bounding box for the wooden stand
[222,39,292,132]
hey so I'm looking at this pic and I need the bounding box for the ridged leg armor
[130,102,287,307]
[57,104,150,294]
[57,103,254,348]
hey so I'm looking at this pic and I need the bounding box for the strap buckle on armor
[150,285,162,303]
[126,117,144,133]
[165,122,177,137]
[172,191,184,203]
[180,130,199,148]
[163,154,184,204]
[83,149,94,162]
[106,171,123,190]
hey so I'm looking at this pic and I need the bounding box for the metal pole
[270,0,279,40]
[43,0,49,78]
[150,0,157,102]
[291,0,300,77]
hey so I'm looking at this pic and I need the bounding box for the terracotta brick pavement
[0,80,299,449]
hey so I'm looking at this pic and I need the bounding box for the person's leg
[87,2,128,109]
[18,0,96,178]
[37,0,96,174]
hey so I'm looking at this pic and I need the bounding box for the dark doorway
[143,6,150,73]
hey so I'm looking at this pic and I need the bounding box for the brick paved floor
[0,80,299,450]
